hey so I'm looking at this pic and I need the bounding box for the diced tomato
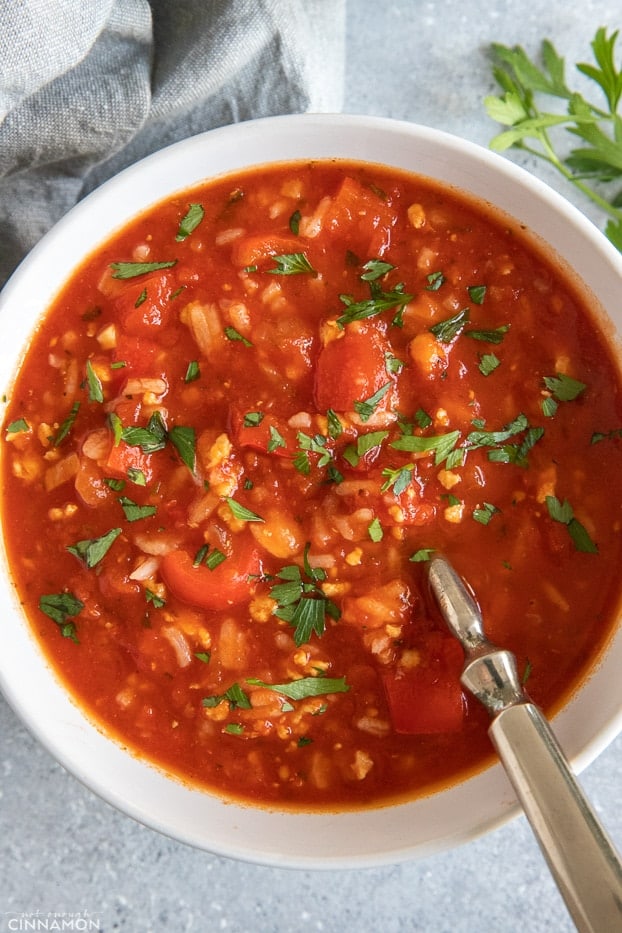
[382,634,465,734]
[314,322,394,413]
[105,440,154,483]
[160,534,261,611]
[230,408,298,457]
[231,234,305,269]
[321,176,398,256]
[113,334,166,379]
[113,273,174,336]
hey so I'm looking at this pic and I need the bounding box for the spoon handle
[490,701,622,933]
[427,555,622,933]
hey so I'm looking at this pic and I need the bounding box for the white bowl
[1,114,622,868]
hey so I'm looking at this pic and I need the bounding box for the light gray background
[2,1,622,931]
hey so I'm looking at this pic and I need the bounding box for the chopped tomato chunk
[321,176,397,256]
[160,535,261,611]
[114,273,174,336]
[231,234,305,269]
[314,322,394,413]
[382,635,465,734]
[113,334,166,379]
[105,440,154,483]
[230,409,298,457]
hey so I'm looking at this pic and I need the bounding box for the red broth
[2,160,622,810]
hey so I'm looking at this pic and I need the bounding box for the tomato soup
[3,160,622,810]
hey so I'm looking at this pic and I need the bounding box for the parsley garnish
[202,683,252,710]
[326,409,343,439]
[244,411,264,428]
[391,429,461,466]
[361,259,395,281]
[39,592,83,643]
[296,432,332,468]
[110,260,177,279]
[126,462,146,483]
[85,360,104,403]
[467,414,543,466]
[225,498,264,522]
[289,210,301,235]
[353,381,392,422]
[145,589,166,608]
[337,282,413,327]
[381,464,414,495]
[368,517,384,542]
[467,413,529,448]
[479,352,501,376]
[118,496,157,522]
[468,285,487,304]
[473,502,500,525]
[266,253,315,275]
[269,544,341,646]
[485,28,622,249]
[466,324,510,344]
[542,373,587,417]
[545,495,598,553]
[67,527,121,568]
[430,308,469,343]
[224,326,252,346]
[184,361,200,383]
[53,401,80,446]
[193,544,227,570]
[169,425,196,472]
[116,412,196,473]
[426,271,445,291]
[246,676,349,700]
[591,427,622,444]
[267,425,286,452]
[5,418,29,435]
[120,411,167,453]
[175,203,204,241]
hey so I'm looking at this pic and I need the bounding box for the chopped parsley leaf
[246,676,349,700]
[269,544,340,646]
[353,381,392,422]
[426,271,445,291]
[546,495,598,553]
[430,308,469,343]
[337,282,413,327]
[361,259,395,281]
[184,360,200,383]
[175,203,204,241]
[479,352,500,376]
[224,326,252,346]
[226,498,264,522]
[53,401,80,446]
[110,260,177,279]
[39,592,83,643]
[391,429,460,467]
[266,253,315,275]
[468,285,487,304]
[85,360,104,403]
[118,496,157,522]
[67,527,121,568]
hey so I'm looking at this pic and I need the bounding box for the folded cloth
[0,0,346,288]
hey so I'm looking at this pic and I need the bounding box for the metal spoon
[427,554,622,933]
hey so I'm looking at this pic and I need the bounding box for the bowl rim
[1,112,622,868]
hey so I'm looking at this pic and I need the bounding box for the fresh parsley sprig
[269,544,341,646]
[485,27,622,249]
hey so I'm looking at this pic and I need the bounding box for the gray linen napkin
[0,0,346,288]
